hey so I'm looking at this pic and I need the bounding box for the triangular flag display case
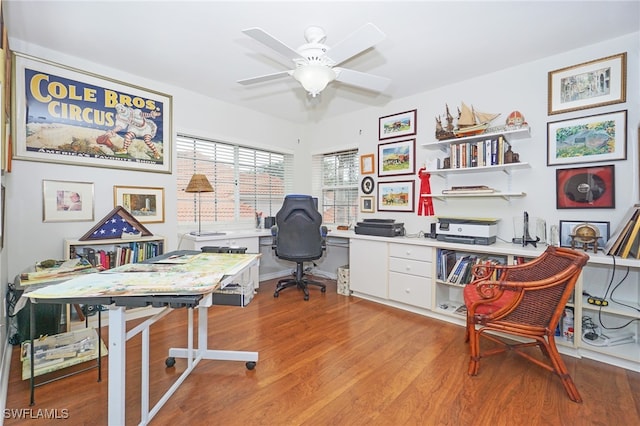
[79,206,153,241]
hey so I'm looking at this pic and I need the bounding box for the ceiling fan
[237,23,390,97]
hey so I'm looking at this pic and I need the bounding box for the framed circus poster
[12,52,173,173]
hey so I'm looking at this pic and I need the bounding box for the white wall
[4,42,305,280]
[3,32,638,281]
[308,33,639,244]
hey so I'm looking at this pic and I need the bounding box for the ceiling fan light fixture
[292,65,336,97]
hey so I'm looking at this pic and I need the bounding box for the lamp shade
[185,174,214,193]
[293,65,337,97]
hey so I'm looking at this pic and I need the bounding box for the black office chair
[272,194,327,301]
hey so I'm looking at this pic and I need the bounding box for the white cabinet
[388,243,432,309]
[349,238,387,299]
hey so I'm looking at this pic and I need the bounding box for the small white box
[337,265,351,296]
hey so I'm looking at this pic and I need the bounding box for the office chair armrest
[321,226,328,250]
[271,225,278,250]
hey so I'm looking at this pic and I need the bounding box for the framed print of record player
[556,165,614,209]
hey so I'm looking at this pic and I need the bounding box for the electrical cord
[593,254,639,331]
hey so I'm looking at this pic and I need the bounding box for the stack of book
[441,185,498,194]
[605,204,640,258]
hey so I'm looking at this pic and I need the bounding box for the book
[605,204,640,254]
[620,216,640,258]
[447,256,468,283]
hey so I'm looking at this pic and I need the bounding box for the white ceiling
[4,1,639,124]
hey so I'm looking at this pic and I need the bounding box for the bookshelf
[64,235,166,268]
[421,126,531,200]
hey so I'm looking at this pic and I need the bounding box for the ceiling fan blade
[334,68,391,93]
[237,70,292,85]
[242,27,306,62]
[327,23,386,66]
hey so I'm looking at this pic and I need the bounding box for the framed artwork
[361,176,374,195]
[42,180,94,222]
[547,110,627,166]
[559,220,610,249]
[556,165,615,209]
[13,52,173,173]
[378,109,417,140]
[378,138,416,177]
[377,180,415,212]
[548,52,626,115]
[360,196,375,213]
[113,185,165,223]
[360,153,375,175]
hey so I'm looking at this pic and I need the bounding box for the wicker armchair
[463,246,589,402]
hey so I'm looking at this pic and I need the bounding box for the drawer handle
[405,288,411,293]
[405,266,411,271]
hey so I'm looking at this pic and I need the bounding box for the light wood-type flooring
[5,278,640,425]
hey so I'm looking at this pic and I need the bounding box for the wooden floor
[5,278,640,425]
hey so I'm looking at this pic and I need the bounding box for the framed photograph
[42,180,94,222]
[556,165,615,209]
[360,196,375,213]
[13,52,173,173]
[547,110,627,166]
[378,138,416,177]
[559,220,610,250]
[548,52,626,115]
[113,185,165,223]
[377,180,415,212]
[360,154,375,175]
[361,176,374,195]
[378,109,417,140]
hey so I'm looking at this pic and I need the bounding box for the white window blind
[312,149,359,226]
[177,134,293,228]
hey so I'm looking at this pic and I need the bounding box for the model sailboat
[453,102,500,137]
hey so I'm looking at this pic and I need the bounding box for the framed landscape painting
[547,110,626,166]
[378,109,417,140]
[378,138,415,177]
[114,185,165,223]
[548,52,626,115]
[377,180,415,212]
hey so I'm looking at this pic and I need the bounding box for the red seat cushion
[464,284,518,315]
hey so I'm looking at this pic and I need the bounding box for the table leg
[108,306,126,426]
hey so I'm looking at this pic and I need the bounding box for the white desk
[26,251,260,425]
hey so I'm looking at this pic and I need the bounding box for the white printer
[436,217,498,245]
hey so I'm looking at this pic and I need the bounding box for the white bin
[337,265,351,296]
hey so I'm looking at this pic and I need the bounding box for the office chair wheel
[165,357,176,368]
[321,287,326,293]
[304,294,309,301]
[246,361,256,370]
[273,291,279,298]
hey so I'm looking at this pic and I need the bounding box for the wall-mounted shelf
[421,191,526,201]
[421,126,531,149]
[429,162,530,177]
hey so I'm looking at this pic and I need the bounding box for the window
[177,134,293,228]
[312,149,359,225]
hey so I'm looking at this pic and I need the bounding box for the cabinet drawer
[389,243,432,261]
[388,272,431,308]
[389,257,431,278]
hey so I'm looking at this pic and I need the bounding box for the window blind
[312,149,359,225]
[177,134,293,227]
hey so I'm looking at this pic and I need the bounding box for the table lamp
[185,173,214,236]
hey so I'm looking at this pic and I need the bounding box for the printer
[436,217,498,245]
[355,219,406,237]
